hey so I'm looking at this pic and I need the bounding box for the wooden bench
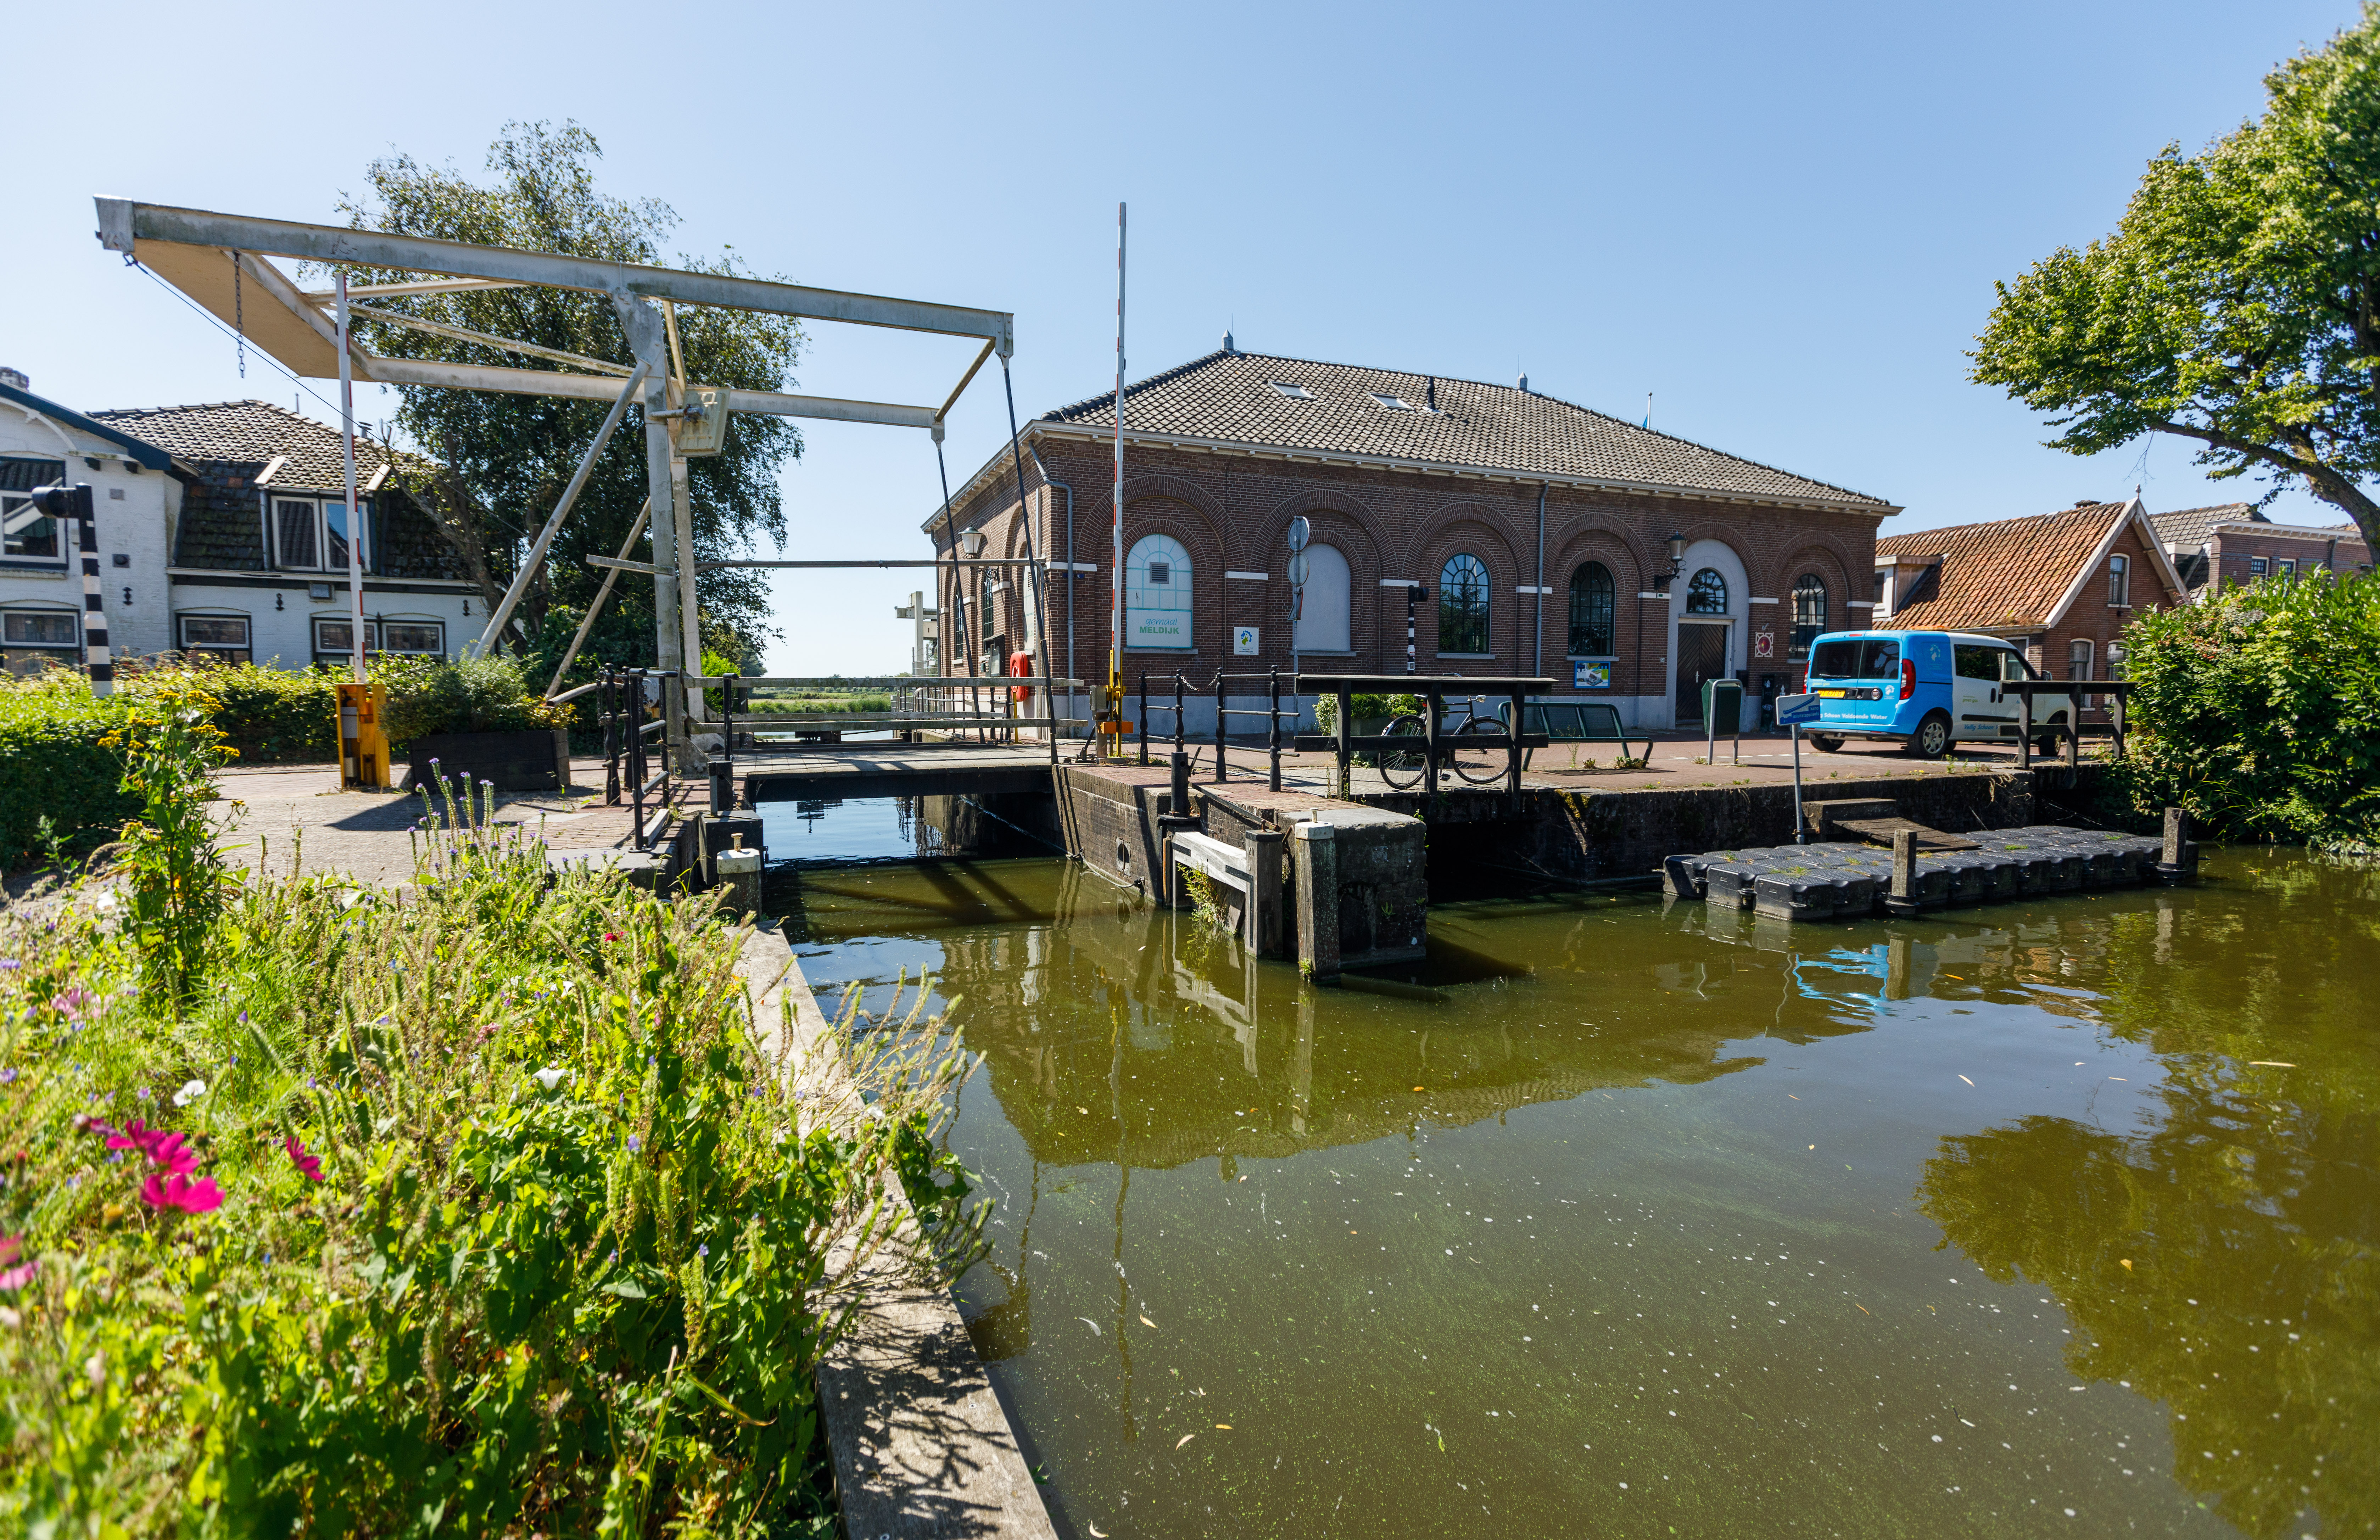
[1498,701,1646,768]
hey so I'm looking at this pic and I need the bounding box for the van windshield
[1809,638,1901,680]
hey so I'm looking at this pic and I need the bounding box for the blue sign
[1573,659,1611,689]
[1776,692,1823,727]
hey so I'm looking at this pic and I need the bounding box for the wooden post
[2017,685,2033,772]
[1246,827,1284,957]
[2064,707,2081,782]
[1885,828,1921,917]
[2110,685,2127,761]
[1292,820,1340,982]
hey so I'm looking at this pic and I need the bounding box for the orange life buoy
[1009,650,1033,702]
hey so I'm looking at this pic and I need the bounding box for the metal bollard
[2154,806,2194,883]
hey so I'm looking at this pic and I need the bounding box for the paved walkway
[212,758,684,887]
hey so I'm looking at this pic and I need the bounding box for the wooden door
[1676,624,1728,724]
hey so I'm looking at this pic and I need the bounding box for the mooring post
[1138,673,1150,766]
[715,832,762,918]
[1423,685,1442,797]
[2017,685,2033,773]
[1246,827,1284,957]
[2110,686,2128,761]
[1268,667,1283,792]
[1292,819,1339,982]
[1885,828,1921,917]
[2155,806,2192,884]
[2064,709,2082,784]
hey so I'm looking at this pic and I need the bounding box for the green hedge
[2120,572,2380,849]
[0,689,139,867]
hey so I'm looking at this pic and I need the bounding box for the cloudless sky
[6,0,2361,673]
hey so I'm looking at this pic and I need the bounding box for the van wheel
[2034,713,2068,758]
[1808,734,1844,754]
[1905,711,1952,760]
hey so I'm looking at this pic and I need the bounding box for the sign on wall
[1125,533,1194,650]
[1573,659,1611,689]
[1234,626,1259,655]
[1754,631,1775,659]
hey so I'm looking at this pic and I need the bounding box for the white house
[2,370,177,673]
[0,371,480,676]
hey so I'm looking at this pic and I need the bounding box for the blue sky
[5,0,2359,673]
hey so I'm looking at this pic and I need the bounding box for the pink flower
[103,1122,201,1175]
[139,1173,223,1214]
[0,1238,32,1292]
[603,932,620,943]
[48,987,94,1021]
[283,1135,323,1183]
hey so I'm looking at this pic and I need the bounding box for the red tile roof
[1873,503,2129,632]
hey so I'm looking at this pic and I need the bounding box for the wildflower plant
[0,733,985,1535]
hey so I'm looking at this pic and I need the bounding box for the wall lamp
[958,526,988,559]
[1651,531,1687,592]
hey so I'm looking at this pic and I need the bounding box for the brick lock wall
[937,434,1881,718]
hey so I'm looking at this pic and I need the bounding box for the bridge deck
[737,741,1059,802]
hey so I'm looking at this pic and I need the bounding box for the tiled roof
[2150,503,2262,552]
[1038,351,1896,511]
[1873,503,2129,632]
[89,399,419,491]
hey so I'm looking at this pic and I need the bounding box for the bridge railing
[1137,667,1307,792]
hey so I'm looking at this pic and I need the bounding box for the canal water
[783,841,2376,1539]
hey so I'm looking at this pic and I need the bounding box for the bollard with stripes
[72,484,110,695]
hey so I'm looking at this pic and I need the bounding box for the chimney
[1516,373,1529,393]
[1222,331,1236,354]
[0,367,26,391]
[1425,376,1437,411]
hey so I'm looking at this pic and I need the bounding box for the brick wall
[2202,526,2373,592]
[934,433,1882,723]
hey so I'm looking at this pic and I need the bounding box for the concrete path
[212,758,677,887]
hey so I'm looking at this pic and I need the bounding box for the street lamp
[959,527,988,559]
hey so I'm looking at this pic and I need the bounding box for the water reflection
[790,851,2377,1539]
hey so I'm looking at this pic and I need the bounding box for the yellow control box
[337,681,391,790]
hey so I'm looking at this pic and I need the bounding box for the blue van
[1801,630,2077,759]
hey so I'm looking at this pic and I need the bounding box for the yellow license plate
[1815,689,1846,698]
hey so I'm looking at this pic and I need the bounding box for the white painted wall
[0,400,176,666]
[168,580,477,670]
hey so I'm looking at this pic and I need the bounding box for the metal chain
[231,252,245,379]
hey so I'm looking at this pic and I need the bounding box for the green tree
[336,121,802,669]
[1971,6,2380,549]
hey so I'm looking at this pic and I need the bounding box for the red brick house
[928,346,1898,733]
[2149,503,2373,597]
[1871,498,2188,687]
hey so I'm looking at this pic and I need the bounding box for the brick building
[1872,498,2188,688]
[927,346,1897,733]
[2149,503,2373,598]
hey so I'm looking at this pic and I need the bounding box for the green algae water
[784,849,2378,1539]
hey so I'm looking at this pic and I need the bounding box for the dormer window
[1269,382,1311,399]
[271,495,371,573]
[1370,393,1415,411]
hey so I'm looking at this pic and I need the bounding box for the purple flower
[627,1135,640,1152]
[0,1067,15,1084]
[697,1244,709,1258]
[49,988,94,1021]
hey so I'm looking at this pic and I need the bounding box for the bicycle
[1376,694,1512,790]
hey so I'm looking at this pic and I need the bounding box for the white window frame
[4,605,83,674]
[312,615,380,658]
[268,494,372,573]
[1,455,69,566]
[176,612,252,665]
[378,617,447,656]
[2068,638,2094,682]
[2107,553,2130,607]
[1269,381,1312,399]
[2248,556,2268,577]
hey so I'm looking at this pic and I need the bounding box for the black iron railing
[1136,667,1305,791]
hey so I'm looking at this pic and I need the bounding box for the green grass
[744,693,894,715]
[0,774,983,1535]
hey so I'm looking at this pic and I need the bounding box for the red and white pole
[1108,201,1127,753]
[335,271,367,685]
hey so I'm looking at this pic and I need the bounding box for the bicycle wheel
[1452,715,1515,784]
[1376,714,1429,790]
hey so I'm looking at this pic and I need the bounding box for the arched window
[1687,566,1729,615]
[1125,533,1193,650]
[1293,543,1351,653]
[1567,561,1615,656]
[1438,553,1490,654]
[1789,574,1827,660]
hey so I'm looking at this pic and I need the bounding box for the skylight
[1371,393,1415,411]
[1269,381,1311,399]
